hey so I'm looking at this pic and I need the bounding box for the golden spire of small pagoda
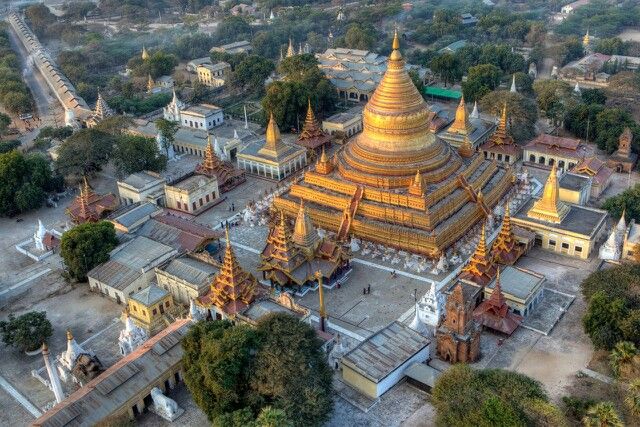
[202,135,221,172]
[298,99,326,141]
[78,178,90,220]
[146,74,154,92]
[449,96,471,135]
[286,38,295,57]
[488,104,514,147]
[271,210,299,258]
[583,29,590,47]
[461,223,498,283]
[66,329,73,341]
[408,170,425,196]
[142,45,149,60]
[458,134,474,158]
[293,200,319,254]
[316,145,333,174]
[491,201,523,265]
[259,112,286,157]
[527,163,570,224]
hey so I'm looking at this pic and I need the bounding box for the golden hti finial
[392,27,400,50]
[527,163,569,224]
[142,45,149,60]
[66,329,73,341]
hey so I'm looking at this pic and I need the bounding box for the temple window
[529,154,535,162]
[538,156,545,164]
[548,158,554,166]
[166,301,170,307]
[561,242,569,249]
[548,240,556,247]
[505,155,510,162]
[575,246,583,253]
[152,309,157,315]
[559,160,565,169]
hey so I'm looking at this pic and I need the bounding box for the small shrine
[197,227,258,320]
[473,269,523,336]
[607,127,638,173]
[527,164,570,224]
[460,224,498,287]
[295,100,331,155]
[599,210,627,261]
[436,283,481,363]
[195,135,246,193]
[85,93,114,128]
[118,310,148,356]
[259,207,350,290]
[57,329,103,386]
[480,105,521,165]
[491,203,525,265]
[66,177,118,224]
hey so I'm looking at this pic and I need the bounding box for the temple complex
[473,269,523,336]
[512,164,607,259]
[197,228,258,320]
[436,283,481,363]
[437,97,495,150]
[480,105,521,165]
[259,208,350,289]
[295,100,332,155]
[273,33,513,258]
[237,113,307,180]
[195,135,246,192]
[491,203,526,265]
[606,127,638,172]
[66,177,118,224]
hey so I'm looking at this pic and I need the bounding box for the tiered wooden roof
[197,227,257,315]
[480,105,521,158]
[473,269,522,335]
[460,224,498,286]
[66,177,117,224]
[491,203,524,265]
[195,135,246,192]
[296,100,331,150]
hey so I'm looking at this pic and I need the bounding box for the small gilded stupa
[197,227,257,318]
[527,164,570,224]
[273,31,513,257]
[491,203,524,265]
[195,135,246,192]
[460,224,498,287]
[296,99,331,153]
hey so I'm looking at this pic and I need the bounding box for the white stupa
[409,301,429,335]
[510,74,517,93]
[118,312,148,356]
[573,81,581,94]
[57,329,94,382]
[189,299,205,322]
[418,284,444,328]
[34,219,47,251]
[470,101,479,119]
[599,211,627,261]
[214,136,227,160]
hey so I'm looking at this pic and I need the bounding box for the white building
[180,104,224,131]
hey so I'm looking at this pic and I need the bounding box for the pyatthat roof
[341,321,430,383]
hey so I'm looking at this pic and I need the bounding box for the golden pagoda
[583,29,590,48]
[491,203,524,265]
[195,135,246,192]
[460,224,498,286]
[480,104,521,164]
[458,135,474,158]
[449,97,471,135]
[272,31,513,257]
[142,45,150,60]
[66,177,117,224]
[315,146,333,175]
[259,211,350,288]
[296,99,331,153]
[286,38,295,58]
[146,74,155,93]
[197,227,257,318]
[527,164,569,224]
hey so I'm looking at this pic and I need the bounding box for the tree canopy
[55,129,115,178]
[432,365,565,427]
[111,135,166,178]
[602,184,640,224]
[60,221,118,282]
[479,91,538,143]
[462,64,502,101]
[0,311,53,352]
[183,313,333,427]
[228,55,275,95]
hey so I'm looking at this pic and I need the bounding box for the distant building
[607,127,638,172]
[341,321,431,399]
[186,57,212,73]
[571,156,613,199]
[109,202,163,233]
[180,104,224,131]
[128,285,177,336]
[561,0,590,14]
[480,105,521,164]
[155,256,218,305]
[155,75,174,89]
[321,112,362,139]
[197,62,230,87]
[85,93,114,128]
[559,172,591,205]
[136,213,222,254]
[164,174,220,215]
[436,282,481,363]
[438,40,467,54]
[623,220,640,261]
[460,13,478,25]
[117,171,166,207]
[523,134,591,171]
[483,266,545,317]
[66,178,118,224]
[88,236,178,304]
[210,40,252,55]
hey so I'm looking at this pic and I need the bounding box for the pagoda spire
[259,112,285,157]
[286,38,295,57]
[202,135,221,172]
[488,268,507,308]
[298,99,327,143]
[491,202,523,265]
[147,74,154,93]
[449,96,470,134]
[316,145,333,174]
[458,135,474,158]
[461,223,497,285]
[527,163,569,224]
[470,101,479,119]
[293,200,319,252]
[510,75,517,93]
[142,45,149,60]
[93,92,113,120]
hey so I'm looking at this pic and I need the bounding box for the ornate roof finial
[293,199,319,251]
[259,112,285,157]
[392,27,400,51]
[527,163,570,223]
[409,170,425,196]
[66,329,73,341]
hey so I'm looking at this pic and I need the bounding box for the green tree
[593,108,640,153]
[60,221,118,281]
[610,341,637,377]
[277,54,319,80]
[342,23,376,51]
[479,90,538,143]
[582,402,624,427]
[55,129,115,178]
[0,311,53,352]
[229,55,275,94]
[582,88,607,105]
[602,184,640,224]
[216,16,252,44]
[430,53,462,87]
[533,80,571,124]
[183,313,333,427]
[0,151,57,216]
[582,291,627,350]
[111,135,166,178]
[0,112,11,133]
[155,118,180,157]
[25,4,57,37]
[595,37,626,55]
[626,379,640,418]
[462,64,502,101]
[3,91,33,114]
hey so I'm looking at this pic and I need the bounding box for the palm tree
[582,402,624,427]
[610,341,637,377]
[626,379,640,417]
